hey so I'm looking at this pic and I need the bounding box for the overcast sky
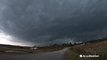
[0,0,107,46]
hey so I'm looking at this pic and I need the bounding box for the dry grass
[73,41,107,55]
[66,40,107,60]
[0,45,64,54]
[35,47,64,53]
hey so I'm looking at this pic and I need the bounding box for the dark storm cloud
[0,0,107,45]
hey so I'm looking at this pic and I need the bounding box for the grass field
[66,40,107,60]
[0,44,64,54]
[35,46,64,53]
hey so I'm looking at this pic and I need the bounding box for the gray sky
[0,0,107,46]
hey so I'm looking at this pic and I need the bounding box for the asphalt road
[0,48,68,60]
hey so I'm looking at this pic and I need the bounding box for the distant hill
[0,44,31,53]
[0,44,31,48]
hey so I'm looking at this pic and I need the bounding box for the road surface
[0,48,68,60]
